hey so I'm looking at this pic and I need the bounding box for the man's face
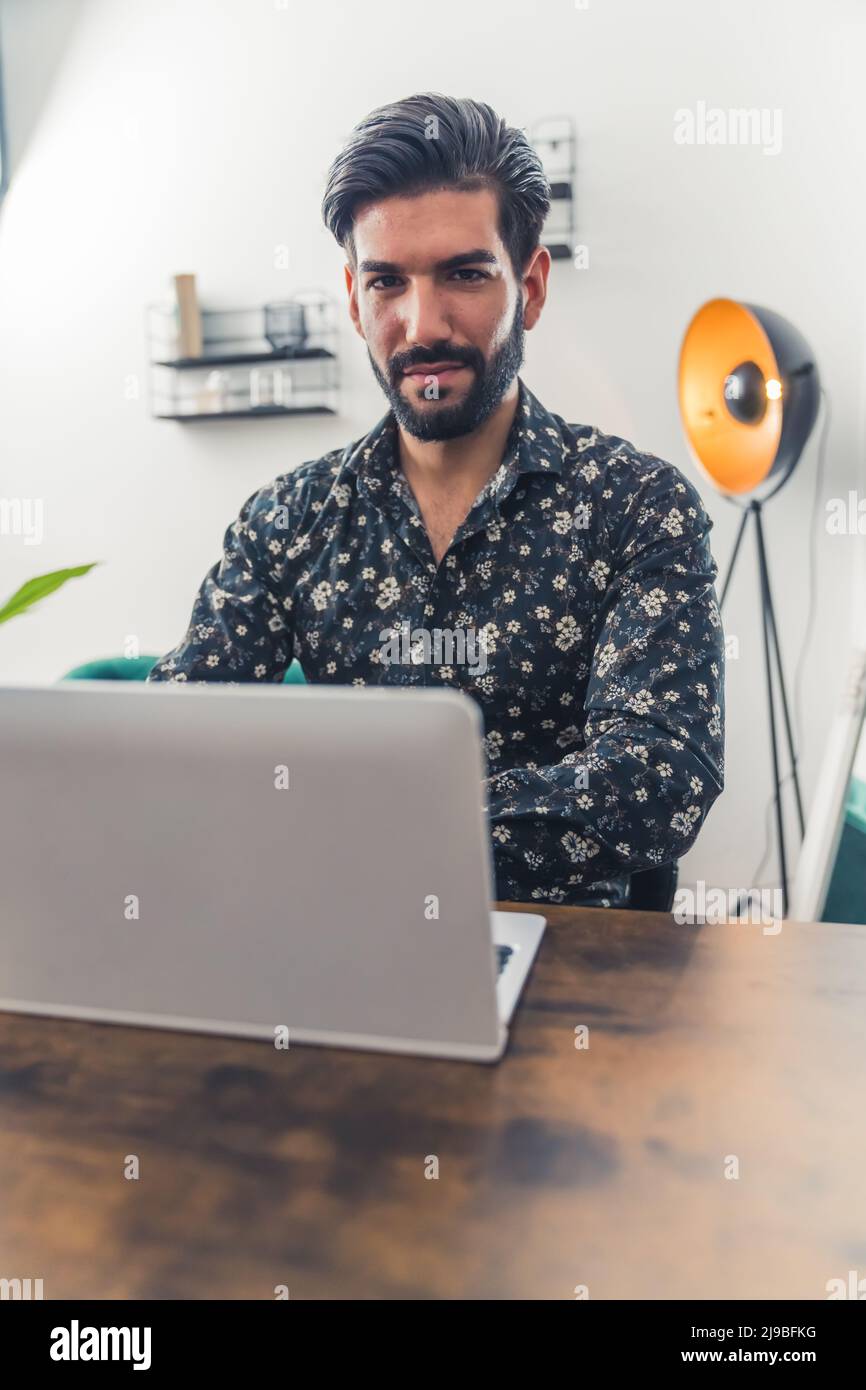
[345,186,534,441]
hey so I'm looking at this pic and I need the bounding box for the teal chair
[62,656,307,683]
[822,775,866,924]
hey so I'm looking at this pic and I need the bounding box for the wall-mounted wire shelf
[146,290,339,420]
[530,116,577,261]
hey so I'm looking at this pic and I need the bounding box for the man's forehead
[352,186,504,265]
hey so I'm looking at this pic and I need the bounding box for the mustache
[389,345,483,380]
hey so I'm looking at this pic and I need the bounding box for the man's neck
[395,378,520,499]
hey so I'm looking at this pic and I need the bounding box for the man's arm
[484,463,725,903]
[147,481,293,683]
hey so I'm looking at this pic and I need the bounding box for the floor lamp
[677,298,821,915]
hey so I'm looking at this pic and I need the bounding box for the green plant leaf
[0,563,100,626]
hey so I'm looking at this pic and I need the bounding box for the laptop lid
[0,682,505,1060]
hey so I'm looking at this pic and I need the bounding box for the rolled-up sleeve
[147,482,293,684]
[484,463,725,902]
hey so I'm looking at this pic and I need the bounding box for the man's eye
[368,270,489,290]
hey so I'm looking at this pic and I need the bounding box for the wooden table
[1,902,864,1300]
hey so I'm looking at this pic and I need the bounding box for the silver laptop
[0,682,545,1062]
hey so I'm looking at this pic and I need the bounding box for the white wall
[1,0,865,896]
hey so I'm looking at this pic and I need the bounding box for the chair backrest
[61,657,307,683]
[627,862,678,912]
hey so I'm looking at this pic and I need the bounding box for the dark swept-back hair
[321,93,551,279]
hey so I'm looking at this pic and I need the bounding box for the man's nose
[400,279,452,349]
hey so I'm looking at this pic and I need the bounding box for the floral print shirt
[148,377,725,908]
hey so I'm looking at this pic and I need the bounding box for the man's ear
[344,263,365,340]
[522,244,551,333]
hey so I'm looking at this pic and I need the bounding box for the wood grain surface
[1,902,864,1299]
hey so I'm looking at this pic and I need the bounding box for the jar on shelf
[196,369,232,414]
[250,366,293,410]
[264,301,307,353]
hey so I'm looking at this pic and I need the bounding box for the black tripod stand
[718,498,806,916]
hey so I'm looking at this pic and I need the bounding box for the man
[148,92,725,908]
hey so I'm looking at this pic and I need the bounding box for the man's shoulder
[240,427,375,519]
[523,393,714,556]
[556,414,696,497]
[546,413,709,531]
[266,441,359,501]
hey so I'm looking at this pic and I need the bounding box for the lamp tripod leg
[719,507,750,614]
[753,508,806,840]
[753,503,790,916]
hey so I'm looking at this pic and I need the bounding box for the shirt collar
[343,375,567,506]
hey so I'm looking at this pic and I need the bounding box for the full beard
[367,299,526,442]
